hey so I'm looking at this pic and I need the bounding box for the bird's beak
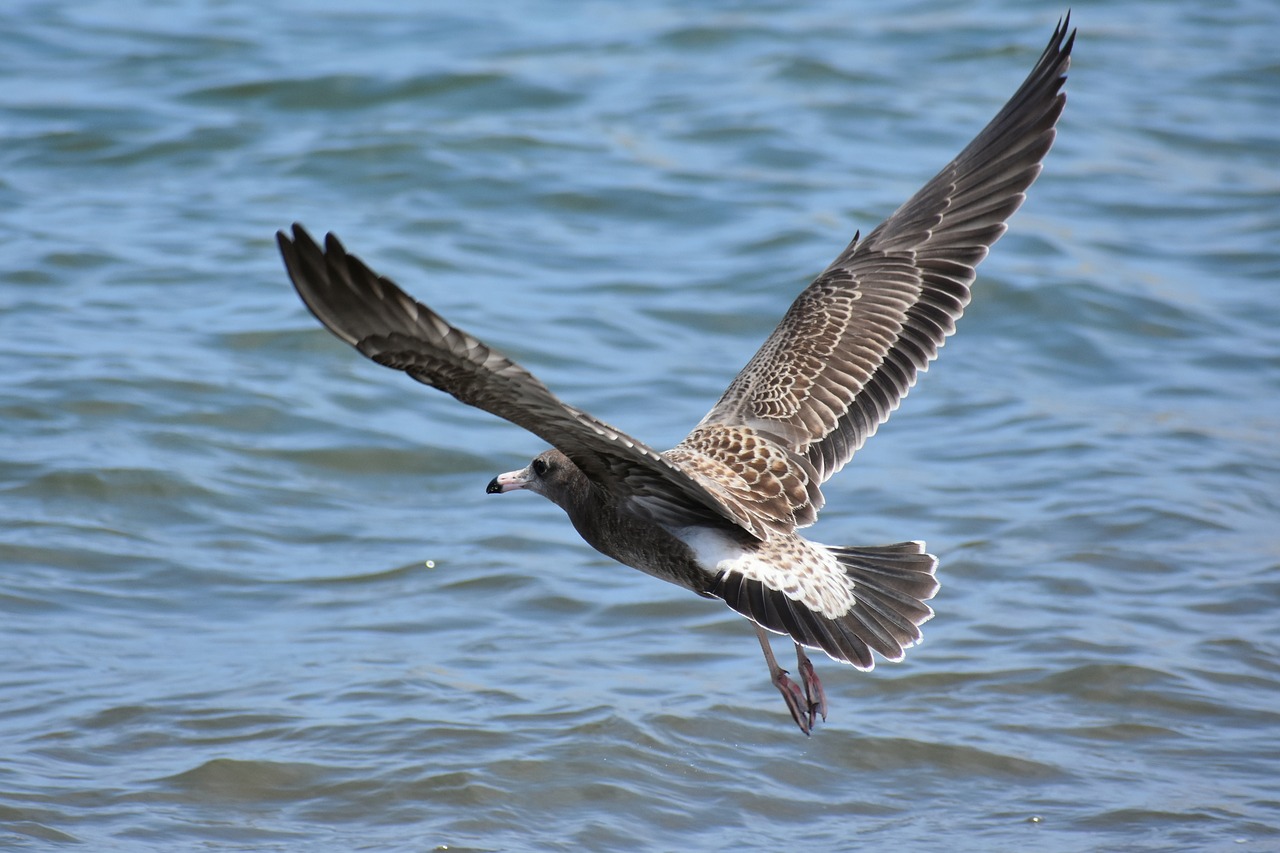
[486,465,533,494]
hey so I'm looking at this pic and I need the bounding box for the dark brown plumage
[279,17,1073,734]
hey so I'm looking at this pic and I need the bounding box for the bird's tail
[712,540,939,670]
[825,541,939,667]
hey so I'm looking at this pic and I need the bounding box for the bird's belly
[568,511,712,594]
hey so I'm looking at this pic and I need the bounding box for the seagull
[278,17,1073,735]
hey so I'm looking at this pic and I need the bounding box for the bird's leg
[794,642,827,728]
[754,625,812,735]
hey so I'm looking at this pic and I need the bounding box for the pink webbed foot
[755,625,826,735]
[770,667,814,736]
[796,644,828,730]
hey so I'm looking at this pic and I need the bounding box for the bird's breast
[564,503,711,593]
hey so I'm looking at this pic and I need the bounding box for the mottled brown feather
[665,425,825,535]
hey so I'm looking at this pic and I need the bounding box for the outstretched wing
[278,224,779,538]
[695,17,1074,484]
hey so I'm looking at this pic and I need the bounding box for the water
[2,0,1278,850]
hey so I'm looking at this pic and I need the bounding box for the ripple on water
[2,2,1279,851]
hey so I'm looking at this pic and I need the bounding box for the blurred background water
[2,0,1278,850]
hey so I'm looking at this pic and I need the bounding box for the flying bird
[278,17,1073,735]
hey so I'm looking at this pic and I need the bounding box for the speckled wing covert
[278,225,776,538]
[693,17,1074,487]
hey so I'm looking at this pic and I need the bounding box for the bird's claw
[772,669,814,736]
[797,656,827,727]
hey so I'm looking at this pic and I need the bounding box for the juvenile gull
[278,18,1073,735]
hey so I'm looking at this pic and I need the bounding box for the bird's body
[499,449,712,593]
[279,18,1074,734]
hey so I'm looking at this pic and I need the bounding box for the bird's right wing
[278,224,776,538]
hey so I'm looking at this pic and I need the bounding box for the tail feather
[829,542,939,628]
[711,541,939,671]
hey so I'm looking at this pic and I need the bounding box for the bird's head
[486,449,584,509]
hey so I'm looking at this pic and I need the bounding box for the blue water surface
[2,0,1278,850]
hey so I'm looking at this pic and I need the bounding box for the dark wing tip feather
[280,224,441,358]
[278,224,359,345]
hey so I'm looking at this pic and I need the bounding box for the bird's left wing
[695,18,1074,485]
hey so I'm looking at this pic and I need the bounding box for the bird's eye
[532,458,548,476]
